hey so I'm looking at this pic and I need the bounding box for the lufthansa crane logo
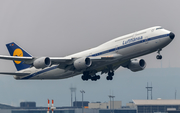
[13,48,23,64]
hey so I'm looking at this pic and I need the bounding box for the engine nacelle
[33,57,51,69]
[74,57,92,70]
[128,59,146,72]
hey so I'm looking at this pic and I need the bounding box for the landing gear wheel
[156,55,162,60]
[91,76,97,81]
[81,75,88,81]
[91,75,100,81]
[109,76,113,80]
[96,75,100,80]
[81,71,90,81]
[106,76,113,80]
[106,76,109,80]
[81,75,85,80]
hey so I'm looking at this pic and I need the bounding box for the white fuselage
[15,26,173,80]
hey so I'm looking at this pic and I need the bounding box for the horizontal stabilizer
[0,72,30,76]
[0,55,33,61]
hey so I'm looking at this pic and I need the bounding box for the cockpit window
[156,27,163,30]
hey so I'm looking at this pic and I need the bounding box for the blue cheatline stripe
[21,33,169,79]
[89,33,169,57]
[21,66,58,79]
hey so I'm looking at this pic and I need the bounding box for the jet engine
[74,57,92,70]
[128,59,146,72]
[33,57,51,69]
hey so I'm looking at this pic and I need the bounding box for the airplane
[0,26,175,81]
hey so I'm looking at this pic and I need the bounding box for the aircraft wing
[0,72,30,76]
[49,53,122,64]
[49,54,122,70]
[50,53,122,63]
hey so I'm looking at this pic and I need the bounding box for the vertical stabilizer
[6,42,32,71]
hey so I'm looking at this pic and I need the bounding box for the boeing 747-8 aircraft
[0,26,175,81]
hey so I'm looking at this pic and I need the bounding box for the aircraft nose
[169,32,175,40]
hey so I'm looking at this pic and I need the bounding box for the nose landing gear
[156,49,162,60]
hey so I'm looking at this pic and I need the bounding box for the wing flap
[50,57,73,64]
[89,54,122,61]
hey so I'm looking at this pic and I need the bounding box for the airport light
[146,82,153,100]
[80,90,85,113]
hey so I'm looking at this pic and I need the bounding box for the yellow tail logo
[13,48,23,64]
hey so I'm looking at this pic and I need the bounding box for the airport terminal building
[133,99,180,113]
[1,99,180,113]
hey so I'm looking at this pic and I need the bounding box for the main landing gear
[81,70,115,81]
[81,71,100,81]
[156,49,162,60]
[106,71,114,80]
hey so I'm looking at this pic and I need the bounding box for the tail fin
[6,42,32,71]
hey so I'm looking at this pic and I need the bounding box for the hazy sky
[0,0,179,107]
